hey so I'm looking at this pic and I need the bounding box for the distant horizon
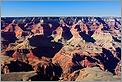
[1,15,121,18]
[1,1,121,17]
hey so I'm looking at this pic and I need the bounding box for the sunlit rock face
[75,67,114,81]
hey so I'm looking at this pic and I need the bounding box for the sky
[1,0,121,17]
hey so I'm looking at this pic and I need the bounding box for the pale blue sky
[1,0,121,17]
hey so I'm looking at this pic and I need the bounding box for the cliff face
[52,52,73,74]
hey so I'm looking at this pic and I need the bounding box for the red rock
[52,52,73,74]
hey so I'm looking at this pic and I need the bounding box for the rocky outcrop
[1,71,37,81]
[76,67,114,81]
[52,52,73,74]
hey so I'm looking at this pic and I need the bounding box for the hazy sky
[1,0,121,17]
